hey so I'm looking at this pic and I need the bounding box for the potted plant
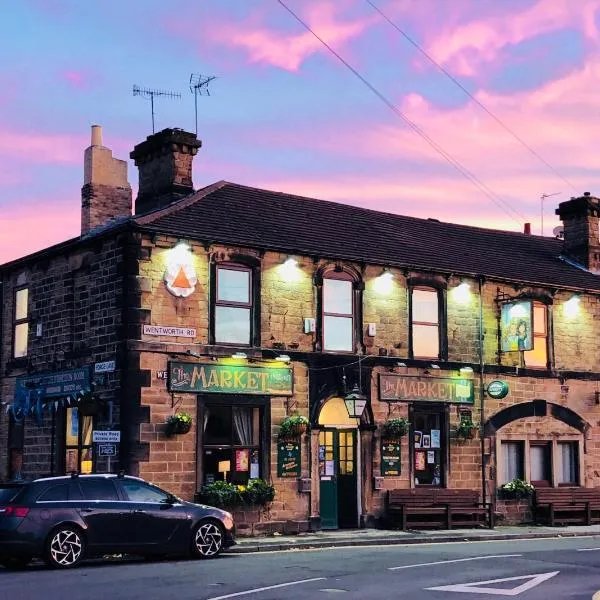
[242,478,276,505]
[196,481,242,508]
[380,417,409,441]
[279,414,309,439]
[165,412,193,437]
[498,478,534,500]
[455,418,477,440]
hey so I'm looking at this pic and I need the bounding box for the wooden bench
[387,488,493,530]
[534,488,600,526]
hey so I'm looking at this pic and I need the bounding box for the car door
[77,478,129,551]
[116,479,190,549]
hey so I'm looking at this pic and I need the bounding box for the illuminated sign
[164,243,197,298]
[379,374,474,404]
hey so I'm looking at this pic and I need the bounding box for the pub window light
[279,256,301,282]
[452,281,471,304]
[231,352,248,360]
[564,294,581,318]
[374,268,394,294]
[276,354,291,363]
[430,364,441,369]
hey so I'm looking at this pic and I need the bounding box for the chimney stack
[556,192,600,273]
[81,125,132,235]
[130,128,202,215]
[523,222,531,235]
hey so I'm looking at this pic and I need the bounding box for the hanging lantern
[343,384,368,418]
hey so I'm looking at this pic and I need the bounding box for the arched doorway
[318,397,360,529]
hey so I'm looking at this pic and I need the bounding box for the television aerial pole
[133,85,181,134]
[189,74,216,135]
[540,192,561,236]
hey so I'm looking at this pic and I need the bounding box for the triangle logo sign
[426,571,559,596]
[172,266,192,290]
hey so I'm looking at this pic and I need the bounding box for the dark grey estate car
[0,474,235,569]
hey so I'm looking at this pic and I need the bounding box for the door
[319,429,358,529]
[412,405,446,486]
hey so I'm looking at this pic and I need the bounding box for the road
[2,537,600,600]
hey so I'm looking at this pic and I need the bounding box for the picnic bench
[386,488,494,530]
[534,487,600,526]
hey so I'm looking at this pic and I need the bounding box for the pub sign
[379,374,474,404]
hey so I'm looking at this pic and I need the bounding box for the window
[215,265,252,345]
[120,480,170,503]
[37,485,69,502]
[79,479,119,501]
[203,404,263,485]
[323,274,354,352]
[501,441,524,483]
[65,407,93,474]
[411,287,440,359]
[558,442,579,485]
[524,302,548,368]
[13,287,28,358]
[530,442,551,486]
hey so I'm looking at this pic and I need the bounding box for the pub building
[2,125,600,533]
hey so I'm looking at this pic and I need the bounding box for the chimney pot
[584,191,591,196]
[524,222,531,235]
[91,124,103,147]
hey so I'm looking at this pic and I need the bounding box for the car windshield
[0,485,25,504]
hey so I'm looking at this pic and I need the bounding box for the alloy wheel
[194,522,223,558]
[48,528,83,568]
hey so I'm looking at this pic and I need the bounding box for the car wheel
[191,520,224,559]
[0,556,32,570]
[45,525,85,569]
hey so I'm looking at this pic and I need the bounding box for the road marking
[388,554,522,570]
[426,571,559,596]
[577,547,600,552]
[593,591,600,600]
[206,578,327,600]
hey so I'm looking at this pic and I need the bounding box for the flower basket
[380,418,409,441]
[165,412,193,437]
[498,479,534,500]
[196,479,275,508]
[279,415,309,440]
[455,419,477,441]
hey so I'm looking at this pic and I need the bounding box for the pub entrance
[318,397,360,529]
[411,403,447,487]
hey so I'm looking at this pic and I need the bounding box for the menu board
[381,441,401,476]
[277,441,301,477]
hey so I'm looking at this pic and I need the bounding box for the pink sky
[2,0,600,263]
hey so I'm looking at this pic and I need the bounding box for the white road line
[388,554,522,570]
[206,577,327,600]
[576,547,600,552]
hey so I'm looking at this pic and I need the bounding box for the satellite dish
[553,226,564,239]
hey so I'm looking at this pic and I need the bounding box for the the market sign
[487,380,509,399]
[168,361,294,396]
[379,374,474,404]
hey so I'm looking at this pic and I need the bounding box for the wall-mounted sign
[94,361,116,373]
[487,380,509,399]
[277,441,301,477]
[164,243,197,298]
[168,361,294,396]
[143,325,197,338]
[381,441,401,476]
[157,371,168,379]
[500,300,533,352]
[98,443,118,457]
[15,367,90,400]
[92,430,121,443]
[379,375,474,404]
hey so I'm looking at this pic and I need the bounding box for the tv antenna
[540,192,561,236]
[189,74,216,135]
[133,85,181,134]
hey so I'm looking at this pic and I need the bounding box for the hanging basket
[279,415,309,440]
[165,413,193,437]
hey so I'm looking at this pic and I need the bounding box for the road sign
[95,361,116,373]
[92,430,121,443]
[426,571,559,596]
[98,443,117,457]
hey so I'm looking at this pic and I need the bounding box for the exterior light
[231,352,248,360]
[430,364,441,369]
[374,268,394,294]
[279,256,301,282]
[460,366,474,374]
[564,295,580,318]
[344,384,368,418]
[396,362,407,368]
[276,354,291,363]
[165,242,197,298]
[453,282,471,304]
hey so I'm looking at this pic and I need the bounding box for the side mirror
[166,493,178,504]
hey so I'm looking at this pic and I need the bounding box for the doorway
[318,397,360,529]
[411,404,447,486]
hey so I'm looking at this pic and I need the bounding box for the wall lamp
[231,352,248,360]
[276,354,291,363]
[279,256,301,282]
[374,268,394,294]
[564,294,581,318]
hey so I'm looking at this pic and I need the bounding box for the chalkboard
[277,441,301,477]
[381,441,401,476]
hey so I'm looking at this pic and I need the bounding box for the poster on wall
[430,430,440,448]
[422,434,431,449]
[381,441,401,476]
[277,441,301,478]
[427,451,435,464]
[501,300,533,352]
[414,431,422,448]
[235,449,249,472]
[415,451,426,471]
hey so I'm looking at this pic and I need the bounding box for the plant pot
[165,420,192,437]
[290,423,308,437]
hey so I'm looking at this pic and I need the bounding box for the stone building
[2,125,600,533]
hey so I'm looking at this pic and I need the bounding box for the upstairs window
[411,287,440,359]
[323,273,354,352]
[524,301,548,368]
[13,287,29,358]
[215,265,252,345]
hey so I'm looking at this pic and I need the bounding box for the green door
[319,429,338,529]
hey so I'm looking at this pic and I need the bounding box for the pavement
[228,523,600,553]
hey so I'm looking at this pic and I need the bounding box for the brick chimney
[130,128,202,215]
[555,191,600,272]
[81,125,132,235]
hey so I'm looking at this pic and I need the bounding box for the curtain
[502,442,522,483]
[203,408,210,432]
[233,407,253,446]
[559,443,576,484]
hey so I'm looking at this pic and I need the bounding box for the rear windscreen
[0,486,25,504]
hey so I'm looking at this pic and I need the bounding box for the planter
[165,419,192,437]
[289,422,308,437]
[495,498,533,525]
[279,416,309,440]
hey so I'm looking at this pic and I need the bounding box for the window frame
[63,407,94,475]
[557,441,580,487]
[529,441,552,487]
[409,285,444,360]
[500,440,525,484]
[523,300,550,369]
[322,271,355,353]
[13,286,29,359]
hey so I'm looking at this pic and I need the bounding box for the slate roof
[135,180,600,293]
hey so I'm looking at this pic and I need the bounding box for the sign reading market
[379,374,474,404]
[168,361,294,396]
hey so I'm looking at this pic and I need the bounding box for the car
[0,473,235,569]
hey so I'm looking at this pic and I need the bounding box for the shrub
[455,418,477,440]
[196,479,276,508]
[499,479,534,499]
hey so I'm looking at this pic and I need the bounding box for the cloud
[62,70,90,89]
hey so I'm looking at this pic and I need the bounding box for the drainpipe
[478,276,486,506]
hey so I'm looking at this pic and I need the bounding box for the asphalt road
[2,537,600,600]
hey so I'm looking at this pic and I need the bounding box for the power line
[277,0,526,225]
[366,0,577,193]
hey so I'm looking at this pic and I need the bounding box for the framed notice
[381,441,401,476]
[415,451,426,471]
[430,429,440,448]
[414,431,422,448]
[277,441,301,478]
[422,434,431,449]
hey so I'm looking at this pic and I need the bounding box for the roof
[136,181,600,293]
